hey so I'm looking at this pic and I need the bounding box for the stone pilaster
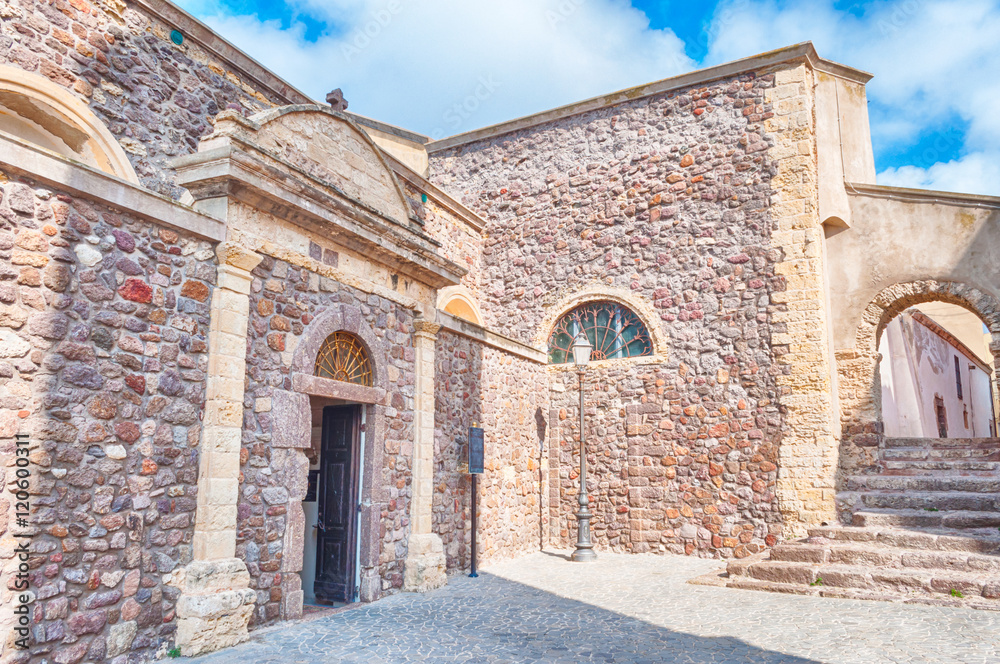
[171,242,262,657]
[403,319,447,592]
[766,64,839,537]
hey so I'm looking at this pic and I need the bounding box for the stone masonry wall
[406,184,482,299]
[1,0,285,197]
[433,330,548,572]
[430,68,792,558]
[0,172,217,663]
[239,253,417,627]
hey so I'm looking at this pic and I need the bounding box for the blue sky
[175,0,1000,195]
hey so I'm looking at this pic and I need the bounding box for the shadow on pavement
[185,572,822,664]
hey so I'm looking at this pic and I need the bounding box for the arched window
[547,301,652,364]
[314,332,373,387]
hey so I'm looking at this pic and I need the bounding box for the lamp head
[571,333,593,368]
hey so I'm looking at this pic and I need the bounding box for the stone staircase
[725,437,1000,610]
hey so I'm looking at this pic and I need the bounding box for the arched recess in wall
[437,285,483,326]
[0,64,138,183]
[536,286,668,362]
[836,280,1000,473]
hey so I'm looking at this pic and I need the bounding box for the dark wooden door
[314,405,360,604]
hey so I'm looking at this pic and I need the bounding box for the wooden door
[314,405,360,604]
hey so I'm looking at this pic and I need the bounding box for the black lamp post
[570,332,597,562]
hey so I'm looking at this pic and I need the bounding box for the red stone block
[118,278,152,303]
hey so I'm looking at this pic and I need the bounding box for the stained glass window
[547,301,652,364]
[314,332,373,387]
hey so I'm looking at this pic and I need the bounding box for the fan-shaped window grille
[314,332,373,387]
[548,301,653,364]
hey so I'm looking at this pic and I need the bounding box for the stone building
[1,0,999,662]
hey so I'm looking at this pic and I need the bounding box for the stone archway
[272,304,392,618]
[835,280,1000,484]
[0,63,139,182]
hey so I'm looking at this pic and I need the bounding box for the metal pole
[571,367,596,562]
[469,472,479,577]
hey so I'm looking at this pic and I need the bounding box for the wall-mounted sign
[468,427,484,474]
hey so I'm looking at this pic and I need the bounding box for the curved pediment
[232,105,413,226]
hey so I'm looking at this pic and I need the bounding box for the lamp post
[571,332,597,562]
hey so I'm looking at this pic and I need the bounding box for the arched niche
[0,64,138,182]
[437,285,483,325]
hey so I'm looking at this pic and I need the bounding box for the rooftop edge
[425,42,873,153]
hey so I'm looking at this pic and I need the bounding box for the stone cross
[326,88,349,112]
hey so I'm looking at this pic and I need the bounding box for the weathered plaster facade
[2,1,1000,660]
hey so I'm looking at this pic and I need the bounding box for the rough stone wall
[432,330,548,572]
[0,173,217,662]
[407,184,482,298]
[239,253,416,627]
[430,69,792,558]
[0,0,284,197]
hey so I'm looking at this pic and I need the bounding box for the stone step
[882,437,1000,450]
[847,475,1000,493]
[858,491,1000,512]
[807,525,1000,554]
[725,576,1000,611]
[882,447,1000,461]
[732,559,1000,601]
[770,541,1000,570]
[852,509,1000,532]
[881,459,1000,476]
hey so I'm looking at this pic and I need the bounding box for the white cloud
[878,152,1000,196]
[180,0,694,138]
[177,0,1000,196]
[703,0,1000,195]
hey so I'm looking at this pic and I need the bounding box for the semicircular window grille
[547,301,653,364]
[314,332,373,387]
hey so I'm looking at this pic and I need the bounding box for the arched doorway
[835,280,1000,524]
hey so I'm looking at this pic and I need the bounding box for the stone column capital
[216,241,263,272]
[414,319,442,338]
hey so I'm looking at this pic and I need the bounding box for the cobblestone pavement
[187,551,1000,663]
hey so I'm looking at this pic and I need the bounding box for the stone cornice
[171,140,466,289]
[436,311,547,364]
[131,0,313,106]
[0,131,225,241]
[383,152,486,233]
[845,182,1000,209]
[427,42,872,153]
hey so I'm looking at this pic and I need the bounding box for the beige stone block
[209,330,248,359]
[204,451,240,480]
[193,529,236,561]
[207,353,246,381]
[215,309,249,337]
[207,377,246,402]
[202,426,242,453]
[214,289,249,315]
[205,401,243,428]
[199,505,238,531]
[216,265,253,294]
[203,478,239,505]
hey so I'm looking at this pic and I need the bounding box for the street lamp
[571,332,597,562]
